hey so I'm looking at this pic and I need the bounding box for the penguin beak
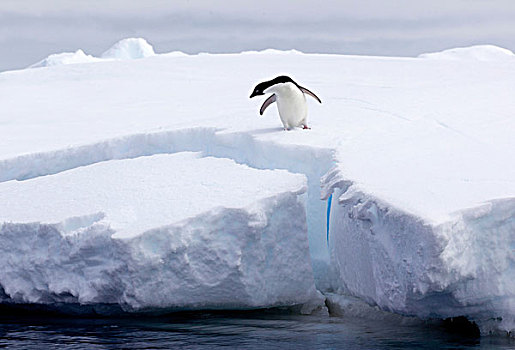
[249,90,262,98]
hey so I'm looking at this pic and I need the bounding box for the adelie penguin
[250,75,321,130]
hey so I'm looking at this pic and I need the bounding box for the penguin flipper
[260,94,277,115]
[299,87,322,103]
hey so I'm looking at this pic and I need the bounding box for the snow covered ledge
[0,153,324,314]
[322,166,515,336]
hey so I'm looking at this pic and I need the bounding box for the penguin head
[250,75,295,98]
[249,85,265,98]
[250,81,269,98]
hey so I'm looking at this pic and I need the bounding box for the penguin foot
[302,125,311,130]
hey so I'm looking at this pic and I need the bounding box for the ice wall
[323,168,515,335]
[0,153,323,313]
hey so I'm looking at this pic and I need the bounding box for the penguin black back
[250,76,295,97]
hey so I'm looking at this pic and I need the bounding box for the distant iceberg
[28,38,157,69]
[29,49,101,68]
[418,45,515,61]
[101,38,156,60]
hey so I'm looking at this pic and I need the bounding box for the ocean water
[0,311,513,349]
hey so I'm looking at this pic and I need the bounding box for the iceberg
[29,49,101,68]
[1,42,514,334]
[27,38,156,69]
[418,45,515,61]
[101,38,156,60]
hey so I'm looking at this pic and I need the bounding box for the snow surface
[1,42,514,334]
[0,152,322,311]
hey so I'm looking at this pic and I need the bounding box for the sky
[1,0,515,71]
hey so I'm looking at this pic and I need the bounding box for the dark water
[0,311,513,349]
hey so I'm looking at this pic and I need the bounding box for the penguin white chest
[265,83,307,129]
